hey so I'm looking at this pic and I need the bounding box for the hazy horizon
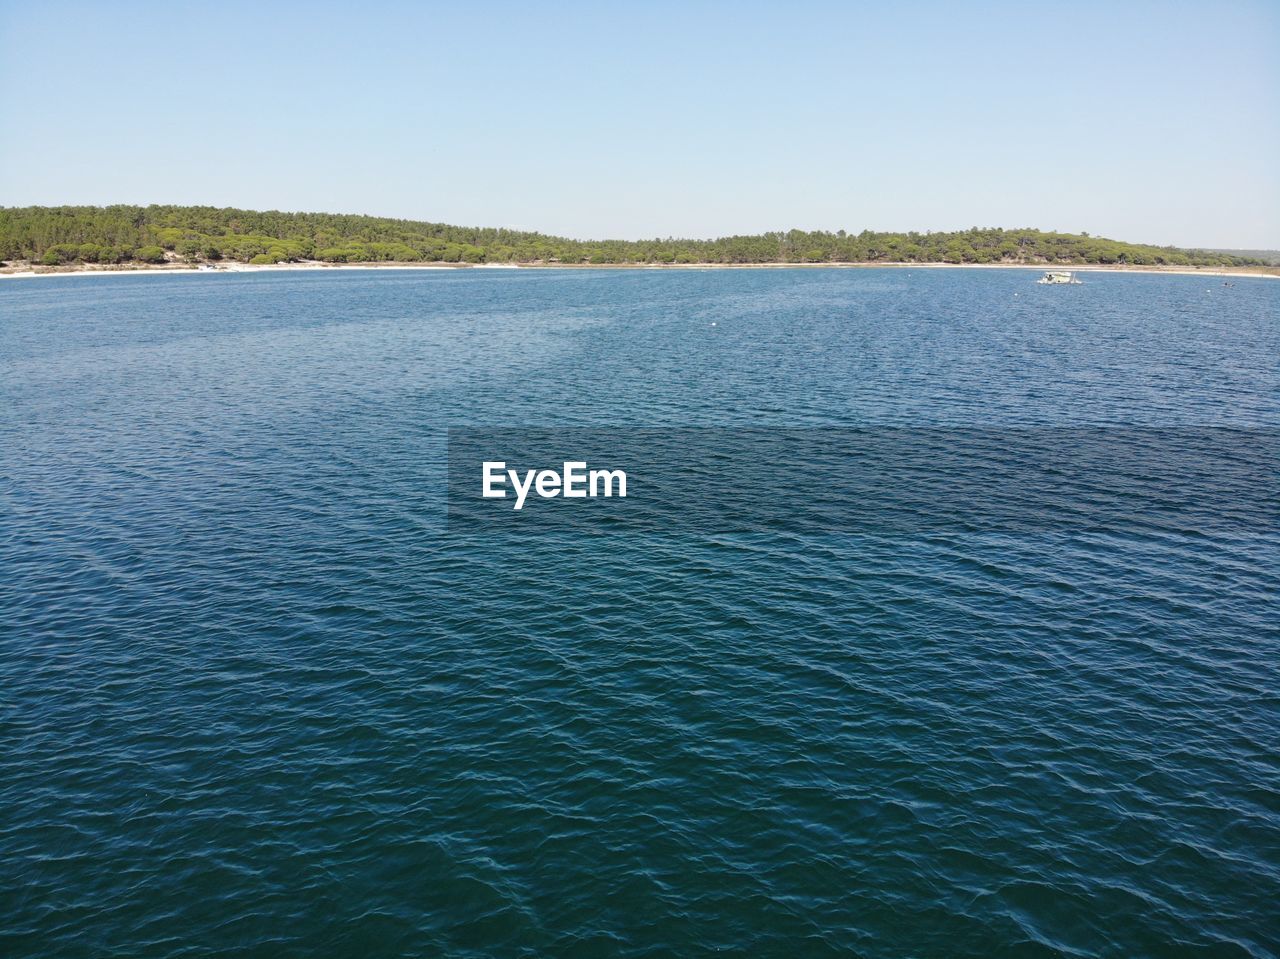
[2,0,1277,248]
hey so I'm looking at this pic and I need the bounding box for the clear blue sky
[2,0,1277,247]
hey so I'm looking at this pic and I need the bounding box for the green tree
[0,205,1264,270]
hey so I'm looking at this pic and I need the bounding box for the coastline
[2,260,1277,281]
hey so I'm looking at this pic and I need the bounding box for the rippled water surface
[2,269,1278,957]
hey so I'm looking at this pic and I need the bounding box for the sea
[1,267,1277,957]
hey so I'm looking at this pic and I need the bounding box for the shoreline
[2,260,1276,281]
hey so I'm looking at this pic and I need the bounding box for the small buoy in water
[711,322,717,326]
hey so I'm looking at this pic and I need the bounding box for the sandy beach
[0,261,480,280]
[2,260,1276,281]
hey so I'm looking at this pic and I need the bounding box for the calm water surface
[1,269,1277,957]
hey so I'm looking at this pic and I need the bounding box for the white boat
[1037,270,1081,285]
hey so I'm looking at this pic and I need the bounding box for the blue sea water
[1,268,1277,957]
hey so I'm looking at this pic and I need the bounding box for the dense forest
[0,205,1263,268]
[1207,248,1280,266]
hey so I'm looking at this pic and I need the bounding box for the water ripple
[1,269,1277,957]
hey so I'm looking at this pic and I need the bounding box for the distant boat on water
[1038,270,1082,285]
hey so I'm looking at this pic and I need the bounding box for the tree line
[0,205,1262,268]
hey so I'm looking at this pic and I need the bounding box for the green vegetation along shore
[0,205,1265,270]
